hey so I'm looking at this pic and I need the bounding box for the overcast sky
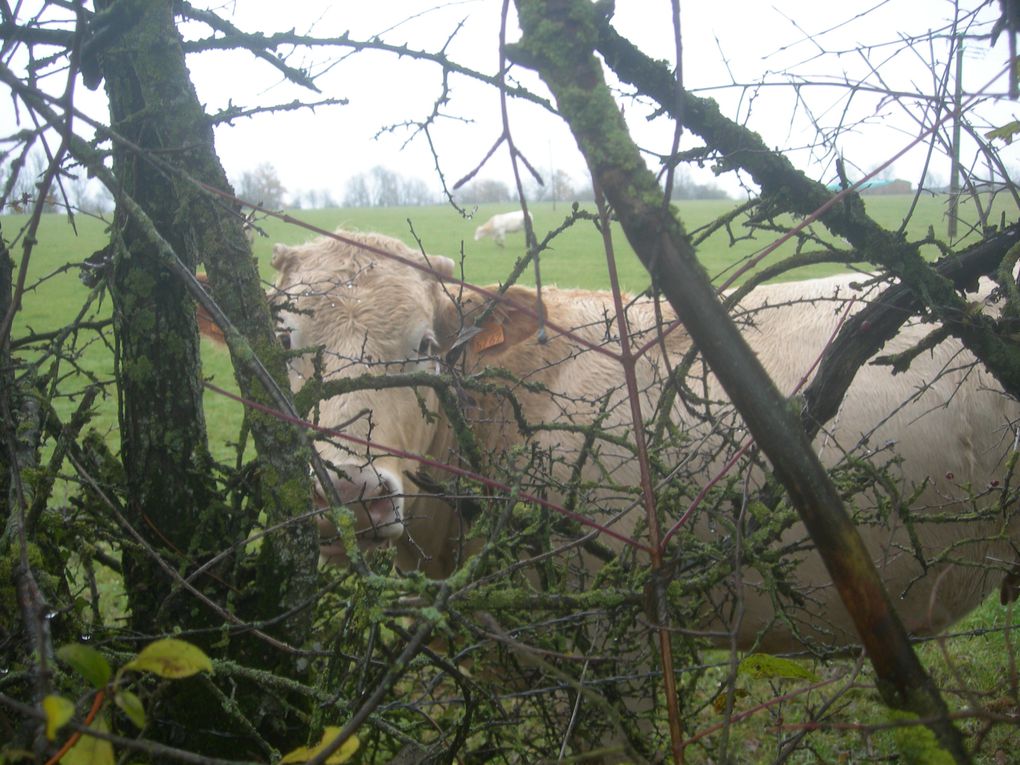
[5,1,1017,204]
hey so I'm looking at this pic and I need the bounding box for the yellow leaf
[115,689,146,729]
[42,695,75,741]
[281,728,360,764]
[62,715,115,765]
[123,639,213,679]
[985,120,1020,145]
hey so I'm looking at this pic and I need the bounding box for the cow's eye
[417,331,438,359]
[278,332,292,350]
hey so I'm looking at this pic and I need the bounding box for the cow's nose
[323,464,406,542]
[358,488,404,541]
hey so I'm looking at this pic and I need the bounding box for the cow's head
[201,229,545,573]
[269,230,459,566]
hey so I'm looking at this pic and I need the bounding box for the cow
[473,209,530,246]
[258,228,1018,653]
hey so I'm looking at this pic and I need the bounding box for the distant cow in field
[253,229,1019,652]
[473,210,530,246]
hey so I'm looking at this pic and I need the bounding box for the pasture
[5,193,1019,762]
[0,192,990,464]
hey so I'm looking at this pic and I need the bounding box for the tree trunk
[95,0,318,752]
[99,0,221,635]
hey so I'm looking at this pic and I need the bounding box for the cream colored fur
[270,229,1019,651]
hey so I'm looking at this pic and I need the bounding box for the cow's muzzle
[317,464,406,543]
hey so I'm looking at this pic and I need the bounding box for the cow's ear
[443,285,545,360]
[271,243,297,272]
[488,286,545,350]
[194,272,226,345]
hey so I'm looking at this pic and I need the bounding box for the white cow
[264,229,1019,653]
[473,210,530,246]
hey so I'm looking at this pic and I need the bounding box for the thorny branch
[593,16,1020,401]
[3,2,1020,763]
[512,1,979,761]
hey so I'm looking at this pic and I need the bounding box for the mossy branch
[593,16,1020,403]
[512,1,971,760]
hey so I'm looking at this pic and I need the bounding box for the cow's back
[457,275,1018,649]
[718,276,1015,645]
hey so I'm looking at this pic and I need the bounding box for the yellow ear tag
[471,322,505,353]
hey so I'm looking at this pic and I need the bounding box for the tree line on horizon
[0,155,741,217]
[234,161,731,210]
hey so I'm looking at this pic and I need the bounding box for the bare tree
[1,151,51,212]
[295,187,338,210]
[236,162,288,208]
[342,172,372,207]
[1,3,1018,764]
[2,1,318,756]
[342,166,437,206]
[369,165,401,207]
[399,175,437,206]
[457,177,513,203]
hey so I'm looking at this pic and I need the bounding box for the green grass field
[247,192,988,290]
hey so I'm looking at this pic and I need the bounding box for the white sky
[4,1,1018,204]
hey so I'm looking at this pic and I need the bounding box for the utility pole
[549,139,557,211]
[948,34,963,239]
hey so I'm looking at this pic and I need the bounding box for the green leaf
[114,689,146,729]
[280,728,360,764]
[62,715,115,765]
[42,695,75,741]
[985,120,1020,145]
[738,653,820,682]
[123,638,213,679]
[57,644,111,689]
